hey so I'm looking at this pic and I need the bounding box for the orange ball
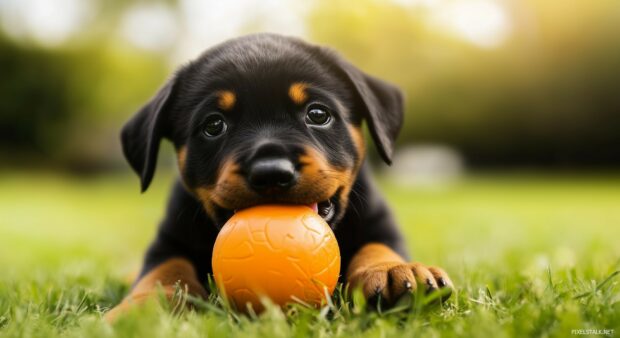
[212,204,340,311]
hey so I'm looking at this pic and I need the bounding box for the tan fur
[336,125,366,211]
[347,243,406,278]
[288,82,308,105]
[195,186,218,220]
[104,258,207,322]
[217,90,236,111]
[297,146,350,199]
[210,158,247,208]
[347,125,366,163]
[202,148,353,212]
[346,243,453,304]
[176,145,187,174]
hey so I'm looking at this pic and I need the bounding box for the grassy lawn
[1,170,619,337]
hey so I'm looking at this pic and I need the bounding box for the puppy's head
[121,34,403,227]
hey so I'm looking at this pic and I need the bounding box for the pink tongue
[308,203,319,213]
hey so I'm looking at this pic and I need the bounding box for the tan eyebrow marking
[217,90,236,111]
[288,82,308,105]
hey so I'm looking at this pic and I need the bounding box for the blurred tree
[0,35,169,169]
[0,37,73,159]
[0,0,173,170]
[309,0,620,167]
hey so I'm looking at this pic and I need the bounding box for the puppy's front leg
[346,243,453,305]
[104,258,207,322]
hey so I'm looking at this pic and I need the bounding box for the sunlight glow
[432,0,511,48]
[120,4,179,52]
[0,0,92,46]
[175,0,308,63]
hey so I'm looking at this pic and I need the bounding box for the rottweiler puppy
[107,33,452,320]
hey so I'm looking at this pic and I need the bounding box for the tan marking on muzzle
[201,148,358,215]
[299,146,355,213]
[196,158,246,217]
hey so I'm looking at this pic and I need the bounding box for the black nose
[247,158,297,191]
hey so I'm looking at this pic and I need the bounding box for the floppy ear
[121,79,176,192]
[319,49,404,164]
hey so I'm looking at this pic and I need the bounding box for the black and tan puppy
[107,34,452,319]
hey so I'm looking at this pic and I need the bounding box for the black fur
[121,33,408,284]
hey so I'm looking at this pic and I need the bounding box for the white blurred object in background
[386,144,465,187]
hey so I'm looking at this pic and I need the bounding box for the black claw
[367,294,379,307]
[437,277,447,287]
[425,278,437,293]
[367,288,387,310]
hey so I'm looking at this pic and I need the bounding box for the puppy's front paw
[348,262,453,306]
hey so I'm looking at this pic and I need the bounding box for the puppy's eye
[305,106,332,126]
[203,114,227,137]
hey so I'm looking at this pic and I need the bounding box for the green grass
[1,171,619,337]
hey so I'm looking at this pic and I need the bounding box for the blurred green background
[1,0,619,169]
[1,0,619,335]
